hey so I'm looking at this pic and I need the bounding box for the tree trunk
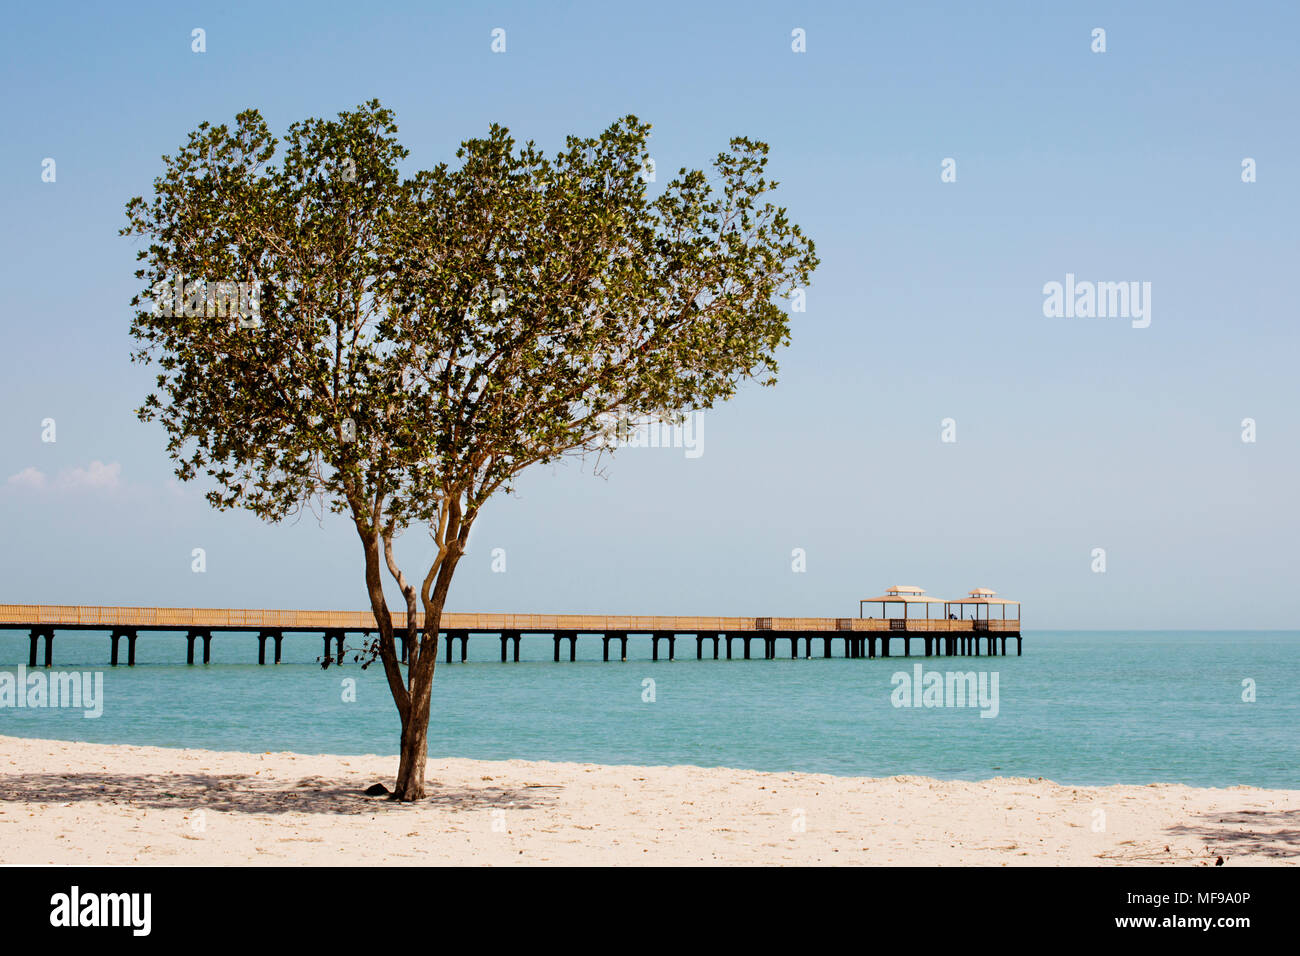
[391,622,439,800]
[394,705,430,801]
[374,517,465,803]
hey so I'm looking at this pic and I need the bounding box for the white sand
[0,735,1296,865]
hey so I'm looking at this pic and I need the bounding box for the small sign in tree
[122,101,817,800]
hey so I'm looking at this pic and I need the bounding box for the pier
[0,588,1021,667]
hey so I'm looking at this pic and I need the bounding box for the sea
[1,630,1296,790]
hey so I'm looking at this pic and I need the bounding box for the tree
[122,100,817,800]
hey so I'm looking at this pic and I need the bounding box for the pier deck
[0,604,1022,666]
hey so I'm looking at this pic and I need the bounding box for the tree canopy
[123,100,817,799]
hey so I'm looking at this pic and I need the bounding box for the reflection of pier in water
[0,587,1021,667]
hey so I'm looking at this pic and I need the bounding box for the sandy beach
[0,734,1296,866]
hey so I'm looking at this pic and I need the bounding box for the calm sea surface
[2,630,1296,789]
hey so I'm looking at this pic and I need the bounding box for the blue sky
[1,1,1297,627]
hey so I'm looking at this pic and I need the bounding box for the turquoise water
[1,630,1295,789]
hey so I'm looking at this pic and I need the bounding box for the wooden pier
[0,589,1022,667]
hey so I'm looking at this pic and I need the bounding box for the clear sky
[2,1,1297,628]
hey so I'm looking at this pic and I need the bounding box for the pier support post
[399,635,408,664]
[258,630,277,665]
[110,630,121,667]
[187,631,197,665]
[725,634,733,659]
[202,631,212,665]
[696,635,703,660]
[568,633,577,662]
[274,633,284,664]
[667,634,675,661]
[1016,636,1022,656]
[554,634,561,662]
[743,636,751,660]
[128,632,137,666]
[618,634,626,661]
[712,634,720,659]
[31,628,54,667]
[651,634,658,662]
[503,634,510,663]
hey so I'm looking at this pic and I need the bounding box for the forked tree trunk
[392,618,437,801]
[361,514,464,803]
[390,555,459,802]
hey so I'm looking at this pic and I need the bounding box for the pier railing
[0,605,1021,633]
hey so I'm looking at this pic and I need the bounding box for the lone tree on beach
[122,100,817,801]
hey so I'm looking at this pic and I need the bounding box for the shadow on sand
[0,771,551,816]
[1164,809,1300,861]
